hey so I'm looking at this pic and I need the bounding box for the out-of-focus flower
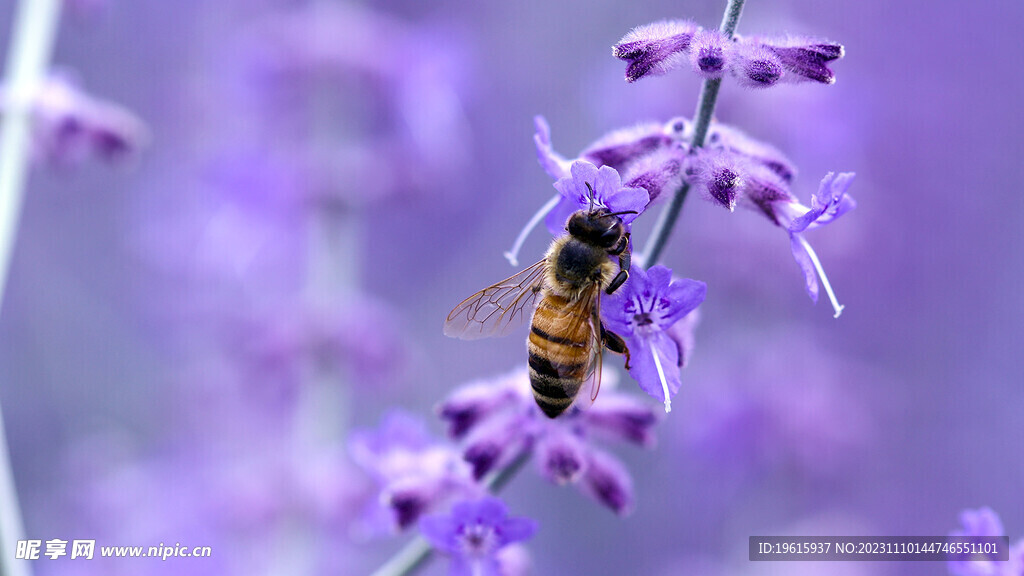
[949,507,1024,576]
[0,71,148,165]
[544,160,649,236]
[601,265,705,413]
[350,411,479,533]
[241,2,473,205]
[437,369,660,515]
[612,20,699,82]
[419,496,537,576]
[680,332,872,479]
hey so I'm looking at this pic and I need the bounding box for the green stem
[369,450,532,576]
[640,0,746,266]
[0,1,63,575]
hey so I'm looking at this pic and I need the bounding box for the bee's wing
[557,284,604,407]
[586,287,604,403]
[444,260,548,340]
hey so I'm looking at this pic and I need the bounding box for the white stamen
[503,193,561,266]
[796,234,845,318]
[649,339,672,413]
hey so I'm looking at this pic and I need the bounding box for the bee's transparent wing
[585,288,604,404]
[444,260,547,340]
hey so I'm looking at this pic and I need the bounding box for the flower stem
[369,450,532,576]
[640,0,746,266]
[0,1,63,575]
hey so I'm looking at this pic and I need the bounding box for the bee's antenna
[585,181,596,213]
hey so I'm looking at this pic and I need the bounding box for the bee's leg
[605,234,632,295]
[600,324,631,370]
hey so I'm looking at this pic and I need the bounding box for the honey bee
[445,189,634,418]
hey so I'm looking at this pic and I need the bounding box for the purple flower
[545,160,649,236]
[602,265,706,413]
[508,117,685,265]
[949,508,1024,576]
[785,173,856,317]
[0,71,148,165]
[419,497,537,576]
[612,20,699,82]
[437,369,660,515]
[349,411,479,533]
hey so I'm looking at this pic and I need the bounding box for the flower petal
[660,278,707,328]
[626,331,682,404]
[533,116,571,180]
[789,232,820,302]
[497,516,538,546]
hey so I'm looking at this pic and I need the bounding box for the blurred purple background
[1,0,1022,574]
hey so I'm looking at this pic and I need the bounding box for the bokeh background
[1,0,1022,575]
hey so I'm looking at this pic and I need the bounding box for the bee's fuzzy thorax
[543,235,617,301]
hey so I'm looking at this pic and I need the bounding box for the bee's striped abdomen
[527,292,593,418]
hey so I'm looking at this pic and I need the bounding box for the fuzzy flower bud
[621,146,686,206]
[612,20,699,82]
[762,36,845,84]
[580,122,673,171]
[729,40,783,88]
[688,29,730,78]
[688,149,746,211]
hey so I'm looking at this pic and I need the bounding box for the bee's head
[566,181,636,248]
[567,207,628,248]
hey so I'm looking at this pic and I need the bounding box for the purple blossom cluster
[349,410,539,575]
[530,105,854,318]
[612,19,843,87]
[437,368,661,515]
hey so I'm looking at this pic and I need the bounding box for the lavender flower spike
[613,20,699,82]
[602,265,706,412]
[419,496,537,576]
